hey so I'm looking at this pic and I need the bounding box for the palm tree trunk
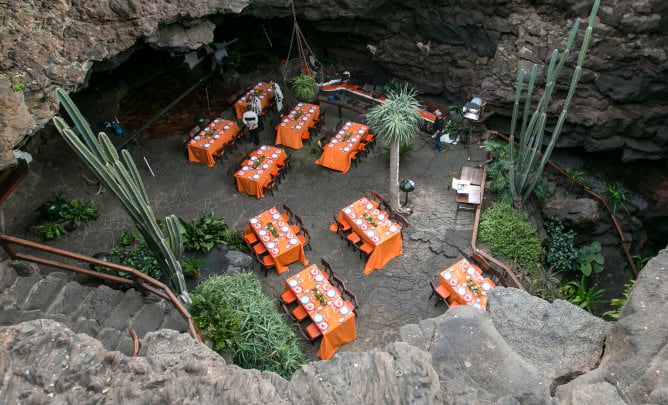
[389,140,401,208]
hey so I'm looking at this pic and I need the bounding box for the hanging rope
[282,0,323,99]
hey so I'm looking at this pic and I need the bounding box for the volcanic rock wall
[0,0,666,170]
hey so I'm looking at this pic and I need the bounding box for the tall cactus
[52,89,189,302]
[508,0,600,208]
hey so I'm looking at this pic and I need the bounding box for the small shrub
[532,180,550,200]
[561,276,605,313]
[382,141,414,160]
[479,202,544,272]
[602,278,635,321]
[545,221,578,272]
[93,230,162,281]
[190,273,306,378]
[34,193,98,240]
[34,222,67,241]
[11,81,26,92]
[291,73,316,102]
[576,241,604,277]
[180,212,235,253]
[519,265,562,302]
[563,167,589,190]
[606,182,630,214]
[182,256,204,279]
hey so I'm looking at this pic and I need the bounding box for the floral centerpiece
[252,155,266,169]
[266,222,280,238]
[467,279,483,296]
[203,127,216,138]
[293,110,303,120]
[311,287,328,306]
[363,212,378,227]
[343,132,353,141]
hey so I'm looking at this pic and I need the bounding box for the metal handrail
[0,234,204,343]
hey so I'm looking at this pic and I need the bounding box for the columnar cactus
[508,0,600,207]
[53,89,189,302]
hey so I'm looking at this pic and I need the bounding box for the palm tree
[365,85,422,210]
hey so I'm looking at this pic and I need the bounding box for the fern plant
[291,73,316,101]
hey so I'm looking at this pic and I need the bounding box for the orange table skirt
[234,82,275,119]
[439,258,494,310]
[285,265,356,359]
[315,122,367,173]
[275,103,319,149]
[234,146,285,198]
[186,119,240,167]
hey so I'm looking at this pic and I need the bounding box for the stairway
[0,260,188,355]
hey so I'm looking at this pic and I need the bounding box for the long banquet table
[234,145,285,198]
[234,81,275,119]
[186,119,240,167]
[285,264,356,359]
[332,197,403,275]
[439,258,495,310]
[315,121,368,174]
[246,207,308,274]
[275,103,319,149]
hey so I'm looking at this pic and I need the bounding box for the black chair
[293,214,304,229]
[429,280,451,307]
[320,259,334,279]
[254,251,275,277]
[297,227,312,250]
[341,289,359,315]
[262,179,278,197]
[333,216,351,240]
[331,274,346,293]
[280,301,300,322]
[298,322,323,346]
[282,204,295,221]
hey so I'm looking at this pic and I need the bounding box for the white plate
[372,236,380,243]
[389,225,397,232]
[259,230,267,236]
[313,314,323,323]
[343,147,350,152]
[250,156,257,161]
[194,136,201,140]
[283,119,289,123]
[203,143,210,148]
[250,218,257,224]
[302,117,308,121]
[482,282,491,291]
[309,108,315,113]
[262,164,269,169]
[271,153,278,158]
[290,238,298,245]
[242,166,249,171]
[214,119,219,123]
[328,144,334,148]
[355,219,363,225]
[260,146,267,150]
[340,306,350,315]
[315,274,324,282]
[443,272,452,280]
[281,226,289,232]
[378,214,385,220]
[240,97,246,101]
[366,230,375,237]
[331,140,338,144]
[300,296,310,304]
[298,103,303,106]
[467,267,476,275]
[271,247,279,255]
[252,174,260,179]
[272,214,281,220]
[457,286,466,295]
[338,130,345,134]
[214,134,220,139]
[295,125,302,129]
[358,129,364,134]
[267,242,276,249]
[288,279,298,287]
[366,203,373,210]
[343,208,352,214]
[346,121,352,125]
[326,289,336,298]
[224,125,230,130]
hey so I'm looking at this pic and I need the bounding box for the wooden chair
[293,214,304,228]
[244,233,258,246]
[254,251,275,277]
[364,133,375,150]
[357,142,369,158]
[298,322,322,346]
[429,281,451,307]
[356,242,374,260]
[298,228,312,251]
[301,131,311,144]
[292,305,309,321]
[342,289,359,315]
[262,179,277,197]
[282,204,295,221]
[320,259,334,279]
[391,212,409,239]
[252,243,267,256]
[333,216,351,240]
[349,151,359,168]
[279,289,297,305]
[330,274,346,292]
[281,302,299,322]
[345,232,361,249]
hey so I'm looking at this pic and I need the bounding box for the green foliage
[532,180,550,200]
[190,273,306,378]
[576,241,604,276]
[520,265,563,302]
[448,104,464,122]
[444,119,465,142]
[179,212,247,253]
[34,222,67,241]
[479,202,544,271]
[545,221,578,272]
[182,256,204,278]
[602,278,635,321]
[291,73,316,101]
[33,193,99,240]
[606,182,630,214]
[561,276,605,313]
[381,77,401,95]
[563,167,589,190]
[507,0,599,207]
[632,255,649,272]
[93,230,163,281]
[382,141,414,160]
[11,81,26,92]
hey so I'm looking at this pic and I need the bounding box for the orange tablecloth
[234,145,285,198]
[234,81,275,119]
[285,264,356,360]
[275,103,320,149]
[332,197,402,275]
[439,258,495,310]
[315,121,368,173]
[186,119,240,167]
[246,207,307,274]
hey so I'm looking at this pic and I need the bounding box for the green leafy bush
[291,73,316,101]
[190,273,306,378]
[606,182,630,214]
[93,230,163,281]
[479,202,544,272]
[34,193,99,240]
[179,212,247,253]
[34,222,67,241]
[602,278,635,321]
[545,221,577,272]
[182,256,204,279]
[576,241,604,276]
[382,141,414,160]
[561,276,605,313]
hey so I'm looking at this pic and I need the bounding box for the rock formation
[1,248,666,404]
[1,0,667,170]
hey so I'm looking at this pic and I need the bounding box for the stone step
[0,272,43,311]
[159,304,189,333]
[95,327,123,352]
[0,262,19,292]
[128,300,166,339]
[101,289,145,331]
[47,281,94,317]
[23,272,70,311]
[69,284,124,337]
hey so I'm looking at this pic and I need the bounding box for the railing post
[131,275,149,296]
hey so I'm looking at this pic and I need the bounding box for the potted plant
[291,73,316,102]
[182,256,205,280]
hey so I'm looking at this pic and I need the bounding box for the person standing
[273,82,284,113]
[431,109,445,152]
[243,104,260,146]
[247,92,263,131]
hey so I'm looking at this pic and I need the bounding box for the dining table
[234,145,286,198]
[234,81,275,119]
[285,264,356,360]
[186,119,240,167]
[275,103,320,149]
[246,207,308,274]
[331,197,403,275]
[439,258,495,310]
[315,121,368,174]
